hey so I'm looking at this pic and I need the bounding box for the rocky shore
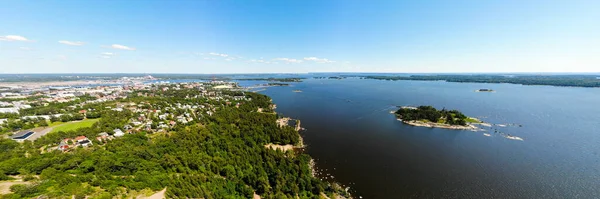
[399,119,480,131]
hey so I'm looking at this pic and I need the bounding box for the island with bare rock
[394,106,482,130]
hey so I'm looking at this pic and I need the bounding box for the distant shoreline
[364,75,600,88]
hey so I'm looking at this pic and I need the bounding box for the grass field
[50,119,99,133]
[48,121,65,127]
[465,117,482,123]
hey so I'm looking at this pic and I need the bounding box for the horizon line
[1,72,600,75]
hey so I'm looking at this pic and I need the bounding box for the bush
[23,174,36,181]
[0,170,11,181]
[10,184,39,197]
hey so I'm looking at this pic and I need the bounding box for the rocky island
[476,88,495,92]
[394,106,481,130]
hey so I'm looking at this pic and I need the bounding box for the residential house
[96,132,113,142]
[158,114,168,120]
[113,129,125,137]
[123,124,133,130]
[74,136,93,147]
[58,141,70,151]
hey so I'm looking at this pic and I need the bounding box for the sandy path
[0,180,30,194]
[140,188,166,199]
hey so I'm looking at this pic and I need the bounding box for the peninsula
[394,106,481,130]
[0,80,350,198]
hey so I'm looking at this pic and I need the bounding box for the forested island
[0,83,349,198]
[365,75,600,88]
[235,78,304,82]
[394,106,481,130]
[312,77,345,80]
[266,83,290,86]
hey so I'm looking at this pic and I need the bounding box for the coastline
[271,102,352,199]
[398,119,479,131]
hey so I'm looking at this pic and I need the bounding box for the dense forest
[0,89,347,198]
[365,75,600,87]
[395,106,469,125]
[266,83,290,86]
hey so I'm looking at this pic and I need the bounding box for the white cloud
[99,52,116,59]
[273,58,303,63]
[110,44,136,50]
[57,55,67,60]
[209,52,229,57]
[249,59,271,64]
[304,57,335,63]
[0,35,30,42]
[58,40,85,46]
[19,47,31,50]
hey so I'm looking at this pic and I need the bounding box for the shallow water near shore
[254,78,600,198]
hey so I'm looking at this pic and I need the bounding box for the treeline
[0,113,19,119]
[396,106,468,125]
[0,96,45,102]
[0,94,104,133]
[235,78,304,82]
[0,89,346,198]
[365,75,600,87]
[1,117,49,133]
[16,94,97,116]
[266,83,290,86]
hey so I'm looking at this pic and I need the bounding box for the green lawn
[48,121,66,127]
[50,119,99,133]
[465,117,482,123]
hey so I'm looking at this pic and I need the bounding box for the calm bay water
[256,78,600,198]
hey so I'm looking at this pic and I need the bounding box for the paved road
[26,126,55,141]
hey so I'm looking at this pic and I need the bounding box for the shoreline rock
[401,120,480,131]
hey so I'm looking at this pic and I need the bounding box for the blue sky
[1,0,598,73]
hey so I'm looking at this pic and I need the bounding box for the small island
[293,90,302,93]
[476,88,494,92]
[394,106,481,130]
[266,82,290,86]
